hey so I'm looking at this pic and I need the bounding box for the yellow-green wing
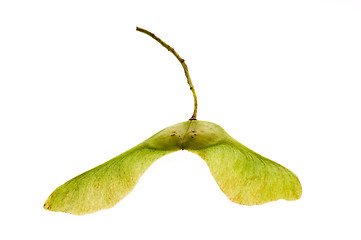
[190,139,302,205]
[44,144,174,215]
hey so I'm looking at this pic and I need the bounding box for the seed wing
[191,140,302,205]
[44,144,174,215]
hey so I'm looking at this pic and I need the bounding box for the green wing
[44,143,174,215]
[190,139,302,205]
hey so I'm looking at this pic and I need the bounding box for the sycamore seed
[44,27,301,215]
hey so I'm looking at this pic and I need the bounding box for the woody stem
[136,27,198,120]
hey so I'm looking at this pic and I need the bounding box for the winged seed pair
[44,27,302,215]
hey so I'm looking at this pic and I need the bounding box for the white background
[1,0,360,239]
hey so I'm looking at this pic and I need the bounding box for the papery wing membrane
[44,144,174,215]
[191,140,302,205]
